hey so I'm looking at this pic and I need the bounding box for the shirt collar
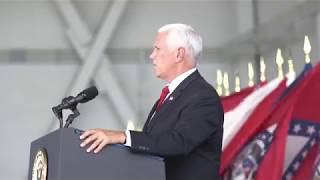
[167,68,197,94]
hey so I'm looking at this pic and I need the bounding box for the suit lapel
[145,70,201,132]
[143,100,159,131]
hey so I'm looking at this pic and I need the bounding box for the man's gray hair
[158,23,203,62]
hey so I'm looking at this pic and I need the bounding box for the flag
[222,78,283,151]
[220,79,287,174]
[223,124,277,179]
[282,63,320,180]
[222,85,257,113]
[222,63,317,179]
[257,63,320,180]
[311,146,320,179]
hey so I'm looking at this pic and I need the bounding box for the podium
[28,128,165,180]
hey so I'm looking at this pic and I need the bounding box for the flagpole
[223,72,230,96]
[276,48,284,80]
[235,72,240,93]
[248,62,255,87]
[304,35,311,64]
[260,56,266,82]
[216,69,223,96]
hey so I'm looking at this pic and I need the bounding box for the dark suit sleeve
[129,92,223,157]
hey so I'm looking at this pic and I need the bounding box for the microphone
[54,86,98,111]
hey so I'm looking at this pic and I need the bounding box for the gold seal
[32,148,48,180]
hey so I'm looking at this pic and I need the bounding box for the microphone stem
[64,108,80,128]
[52,107,64,129]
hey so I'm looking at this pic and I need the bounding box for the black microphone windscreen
[79,86,98,103]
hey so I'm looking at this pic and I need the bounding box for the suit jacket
[130,70,224,180]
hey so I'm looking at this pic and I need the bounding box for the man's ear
[176,47,186,62]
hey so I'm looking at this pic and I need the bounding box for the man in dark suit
[80,23,224,180]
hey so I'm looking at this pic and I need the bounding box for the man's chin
[153,70,160,78]
[154,73,163,80]
[156,74,161,79]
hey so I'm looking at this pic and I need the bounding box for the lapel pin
[169,96,173,101]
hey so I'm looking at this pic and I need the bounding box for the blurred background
[1,0,320,179]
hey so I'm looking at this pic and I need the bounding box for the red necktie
[156,86,169,111]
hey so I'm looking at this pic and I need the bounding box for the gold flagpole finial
[260,56,266,82]
[235,72,240,93]
[223,72,230,96]
[216,69,223,96]
[276,48,284,79]
[303,35,311,64]
[248,62,254,87]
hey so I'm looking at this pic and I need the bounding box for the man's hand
[80,129,126,153]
